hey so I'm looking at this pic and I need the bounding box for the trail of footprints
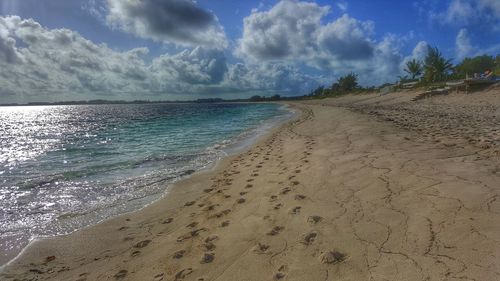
[16,108,344,281]
[99,108,342,280]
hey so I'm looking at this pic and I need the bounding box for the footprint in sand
[273,203,282,210]
[236,198,246,204]
[200,253,215,264]
[153,273,165,281]
[294,194,306,200]
[205,204,218,211]
[302,232,317,245]
[245,184,253,189]
[203,188,214,193]
[289,206,301,214]
[247,179,254,182]
[319,251,346,264]
[291,181,300,186]
[177,228,207,242]
[252,243,270,254]
[269,195,278,202]
[131,250,141,257]
[184,201,196,207]
[280,187,291,195]
[273,265,287,280]
[134,240,151,248]
[307,215,322,224]
[205,235,218,243]
[186,222,198,228]
[173,250,186,259]
[239,191,248,196]
[162,218,174,224]
[220,220,230,227]
[267,226,284,236]
[174,268,193,280]
[210,209,231,218]
[114,270,128,279]
[203,242,216,251]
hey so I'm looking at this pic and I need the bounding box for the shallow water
[0,102,290,265]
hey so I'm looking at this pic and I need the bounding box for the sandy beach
[2,88,500,281]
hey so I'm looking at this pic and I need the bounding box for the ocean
[0,102,292,265]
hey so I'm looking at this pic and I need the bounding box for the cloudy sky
[0,0,499,103]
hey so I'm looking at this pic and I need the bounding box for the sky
[0,0,499,103]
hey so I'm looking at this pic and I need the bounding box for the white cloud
[82,0,107,22]
[236,0,405,85]
[433,0,500,30]
[223,63,319,94]
[236,0,330,61]
[443,0,476,25]
[454,28,500,59]
[105,0,228,49]
[336,1,348,12]
[236,1,376,65]
[399,41,428,76]
[410,41,429,61]
[0,16,319,103]
[478,0,500,17]
[455,28,474,59]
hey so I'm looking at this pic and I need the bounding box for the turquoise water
[0,103,291,265]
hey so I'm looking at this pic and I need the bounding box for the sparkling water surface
[0,103,290,265]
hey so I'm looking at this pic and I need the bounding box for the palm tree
[423,46,454,82]
[404,59,423,80]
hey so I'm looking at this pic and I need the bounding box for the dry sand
[1,87,500,281]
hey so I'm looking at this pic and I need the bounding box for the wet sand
[1,89,500,280]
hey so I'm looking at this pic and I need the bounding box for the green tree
[269,94,281,101]
[455,55,495,78]
[404,59,423,80]
[337,72,358,92]
[423,46,454,82]
[495,55,500,75]
[249,95,263,102]
[308,86,326,98]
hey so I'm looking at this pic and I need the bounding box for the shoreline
[2,96,499,281]
[0,102,297,269]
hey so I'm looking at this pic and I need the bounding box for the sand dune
[2,89,500,280]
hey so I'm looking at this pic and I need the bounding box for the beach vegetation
[337,72,359,92]
[423,46,454,83]
[404,59,423,80]
[492,55,500,76]
[455,55,496,78]
[300,50,499,100]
